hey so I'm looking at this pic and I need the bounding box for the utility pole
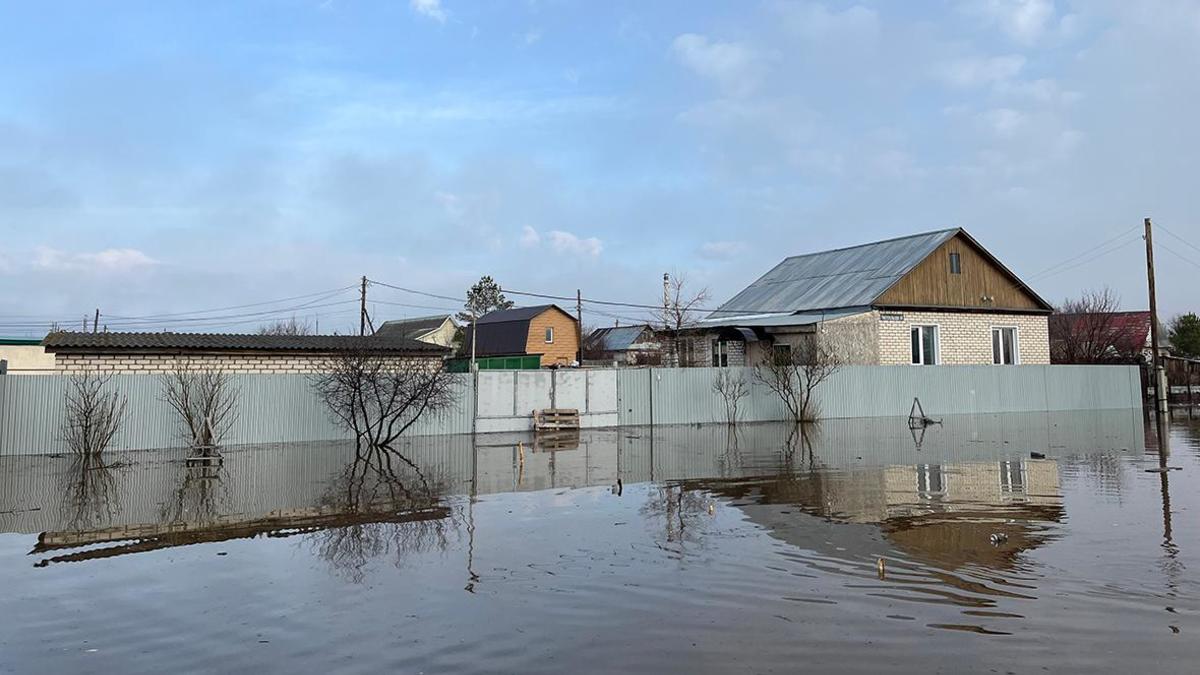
[576,289,583,366]
[359,276,368,337]
[93,308,99,334]
[1146,218,1168,414]
[662,272,670,326]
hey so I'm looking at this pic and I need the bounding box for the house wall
[877,310,1050,365]
[0,345,57,372]
[525,308,580,366]
[50,352,439,373]
[417,319,458,348]
[876,232,1044,311]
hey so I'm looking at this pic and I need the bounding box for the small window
[711,340,729,367]
[949,252,961,275]
[545,327,554,343]
[910,325,938,365]
[772,343,792,365]
[992,327,1018,365]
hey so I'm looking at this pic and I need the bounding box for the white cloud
[546,230,602,257]
[521,28,542,46]
[519,225,541,248]
[980,107,1027,137]
[33,247,159,273]
[773,2,880,42]
[410,0,447,23]
[938,55,1025,87]
[971,0,1056,45]
[698,240,747,260]
[671,33,763,97]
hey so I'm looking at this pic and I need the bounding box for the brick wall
[53,352,437,373]
[877,310,1050,365]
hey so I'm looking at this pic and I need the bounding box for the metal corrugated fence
[618,364,1142,426]
[0,373,475,456]
[0,365,1140,456]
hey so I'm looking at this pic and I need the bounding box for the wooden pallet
[533,408,580,431]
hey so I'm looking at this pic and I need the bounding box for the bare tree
[712,368,750,426]
[754,336,842,423]
[1048,287,1142,364]
[652,273,710,367]
[257,316,313,336]
[160,360,240,453]
[311,342,456,448]
[61,370,128,456]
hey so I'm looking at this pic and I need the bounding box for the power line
[1158,224,1200,258]
[102,285,357,321]
[366,278,463,304]
[1028,234,1143,282]
[1027,226,1142,281]
[1158,242,1200,272]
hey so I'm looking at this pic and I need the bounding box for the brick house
[40,331,448,373]
[462,304,580,367]
[683,228,1053,367]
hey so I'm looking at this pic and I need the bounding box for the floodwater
[1,409,1198,674]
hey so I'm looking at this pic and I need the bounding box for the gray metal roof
[375,314,453,341]
[585,325,652,352]
[698,307,872,328]
[708,229,960,317]
[475,304,562,325]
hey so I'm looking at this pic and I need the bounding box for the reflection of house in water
[0,409,1137,573]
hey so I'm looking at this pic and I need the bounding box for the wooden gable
[524,306,580,365]
[875,232,1050,312]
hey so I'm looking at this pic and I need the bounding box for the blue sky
[1,0,1198,334]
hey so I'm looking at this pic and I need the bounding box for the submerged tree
[754,336,842,423]
[160,360,240,453]
[61,370,128,456]
[311,342,456,448]
[712,368,750,426]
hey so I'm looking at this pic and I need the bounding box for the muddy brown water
[1,410,1197,674]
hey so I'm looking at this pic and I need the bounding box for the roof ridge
[779,227,960,262]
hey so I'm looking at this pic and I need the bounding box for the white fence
[0,365,1142,456]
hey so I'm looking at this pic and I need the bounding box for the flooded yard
[1,410,1198,674]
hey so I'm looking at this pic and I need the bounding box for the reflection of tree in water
[309,443,459,583]
[57,455,121,532]
[160,460,231,526]
[641,484,713,548]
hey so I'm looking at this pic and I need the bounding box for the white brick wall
[876,310,1050,365]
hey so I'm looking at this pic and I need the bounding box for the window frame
[711,340,730,368]
[991,325,1020,365]
[544,326,554,344]
[910,324,940,366]
[949,251,962,275]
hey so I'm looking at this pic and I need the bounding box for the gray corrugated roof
[709,229,959,317]
[698,307,872,328]
[42,331,447,354]
[375,314,453,340]
[586,325,652,352]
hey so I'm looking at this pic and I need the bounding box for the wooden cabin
[463,304,580,367]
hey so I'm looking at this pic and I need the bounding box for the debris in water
[1030,452,1046,459]
[990,533,1009,545]
[876,557,886,579]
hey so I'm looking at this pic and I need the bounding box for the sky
[1,0,1199,335]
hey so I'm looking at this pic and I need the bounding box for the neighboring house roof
[1051,311,1156,353]
[708,227,1051,319]
[699,307,871,328]
[41,331,447,354]
[374,314,454,341]
[586,325,653,352]
[463,304,574,356]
